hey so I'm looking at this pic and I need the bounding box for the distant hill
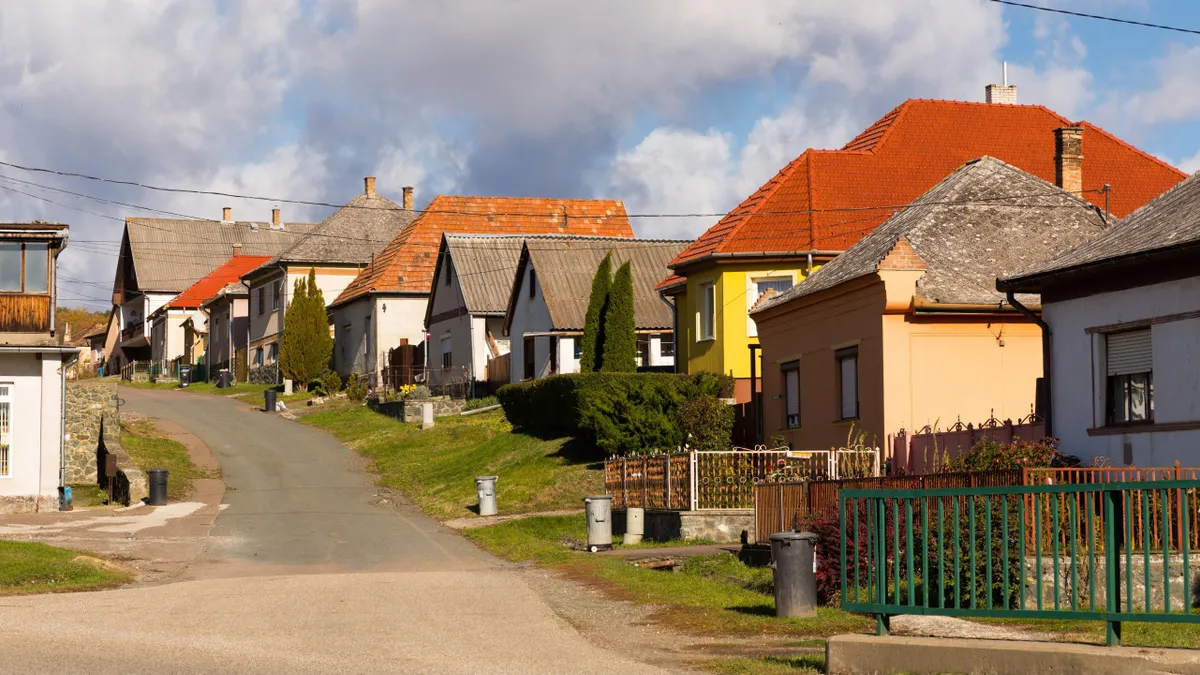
[57,307,109,343]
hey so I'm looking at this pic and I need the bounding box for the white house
[999,172,1200,467]
[329,196,634,384]
[503,236,688,383]
[0,223,77,513]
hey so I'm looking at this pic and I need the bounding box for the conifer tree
[579,252,612,372]
[600,260,637,373]
[280,268,334,390]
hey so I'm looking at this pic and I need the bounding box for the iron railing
[839,480,1200,646]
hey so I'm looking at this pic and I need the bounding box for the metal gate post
[690,451,697,511]
[1104,487,1122,647]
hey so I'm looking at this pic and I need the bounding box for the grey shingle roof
[1003,170,1200,282]
[442,235,528,315]
[122,218,315,293]
[508,236,690,332]
[271,193,417,266]
[754,156,1108,312]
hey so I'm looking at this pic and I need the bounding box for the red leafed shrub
[948,437,1076,473]
[795,502,908,607]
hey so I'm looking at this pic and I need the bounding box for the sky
[2,0,1200,310]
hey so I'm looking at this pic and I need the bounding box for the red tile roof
[167,255,271,309]
[331,196,634,306]
[668,99,1186,271]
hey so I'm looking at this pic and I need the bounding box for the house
[504,236,689,382]
[660,82,1186,405]
[147,254,271,379]
[112,207,314,369]
[241,178,416,383]
[749,157,1107,454]
[201,281,251,381]
[329,197,634,384]
[80,323,108,367]
[998,171,1200,467]
[0,222,78,512]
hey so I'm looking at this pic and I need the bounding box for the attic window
[0,242,49,294]
[529,269,537,299]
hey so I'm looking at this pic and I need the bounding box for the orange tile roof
[167,255,271,309]
[331,196,634,306]
[668,99,1186,272]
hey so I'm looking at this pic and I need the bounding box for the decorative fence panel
[891,416,1045,475]
[605,454,690,510]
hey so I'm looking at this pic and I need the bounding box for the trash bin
[178,364,192,388]
[147,468,169,506]
[264,388,277,412]
[769,531,819,618]
[217,369,232,389]
[583,495,613,552]
[624,507,645,545]
[475,476,498,516]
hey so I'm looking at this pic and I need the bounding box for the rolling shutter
[1107,329,1152,376]
[785,369,800,417]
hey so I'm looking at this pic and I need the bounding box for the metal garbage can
[218,369,232,388]
[769,531,819,618]
[178,364,192,388]
[475,476,498,516]
[264,388,277,412]
[583,495,613,552]
[624,507,645,545]
[147,468,169,506]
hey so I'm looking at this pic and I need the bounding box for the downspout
[657,289,678,374]
[1006,291,1053,439]
[59,350,79,508]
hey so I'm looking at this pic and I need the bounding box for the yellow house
[749,158,1107,457]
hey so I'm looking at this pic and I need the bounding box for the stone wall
[368,397,465,422]
[616,509,755,544]
[248,365,279,385]
[64,379,120,484]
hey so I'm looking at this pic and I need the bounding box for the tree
[579,252,613,372]
[601,260,637,373]
[280,268,334,390]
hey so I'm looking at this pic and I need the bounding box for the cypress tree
[280,268,334,390]
[601,260,637,373]
[579,252,612,372]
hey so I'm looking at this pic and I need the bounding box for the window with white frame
[0,383,9,477]
[272,280,282,310]
[1106,329,1153,425]
[782,361,800,429]
[441,336,453,368]
[256,287,265,316]
[697,282,716,341]
[836,346,859,420]
[659,333,675,357]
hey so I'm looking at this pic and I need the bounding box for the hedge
[496,372,733,456]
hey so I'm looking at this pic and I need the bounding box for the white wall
[508,266,555,383]
[1046,276,1200,466]
[332,298,372,379]
[374,295,427,378]
[149,309,191,362]
[0,353,63,502]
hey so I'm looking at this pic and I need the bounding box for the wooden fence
[890,414,1046,474]
[605,454,691,510]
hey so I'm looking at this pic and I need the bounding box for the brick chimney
[364,176,376,198]
[402,186,414,211]
[233,244,242,257]
[222,207,232,223]
[1055,126,1084,195]
[272,208,281,227]
[985,62,1016,104]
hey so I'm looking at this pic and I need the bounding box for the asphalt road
[0,388,676,675]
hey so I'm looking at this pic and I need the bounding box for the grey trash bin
[769,531,818,618]
[218,369,232,389]
[475,476,498,516]
[583,495,613,552]
[264,388,277,412]
[178,365,191,388]
[147,468,169,506]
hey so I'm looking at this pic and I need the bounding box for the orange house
[750,158,1109,453]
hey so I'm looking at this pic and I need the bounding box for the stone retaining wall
[248,365,279,385]
[64,379,120,484]
[615,508,755,544]
[368,397,465,422]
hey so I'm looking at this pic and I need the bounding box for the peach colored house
[750,157,1109,454]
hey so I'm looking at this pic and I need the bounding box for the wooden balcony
[0,294,52,333]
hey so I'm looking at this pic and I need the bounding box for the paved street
[0,388,677,674]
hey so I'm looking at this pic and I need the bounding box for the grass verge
[121,418,215,501]
[464,515,872,639]
[700,655,825,675]
[0,541,129,596]
[300,406,601,521]
[970,616,1200,649]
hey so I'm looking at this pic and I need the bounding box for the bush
[280,268,334,390]
[676,395,733,452]
[496,371,732,455]
[345,373,369,401]
[311,370,342,396]
[600,261,636,373]
[406,385,432,400]
[463,395,499,411]
[948,437,1076,473]
[579,252,612,372]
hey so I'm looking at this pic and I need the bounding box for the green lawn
[700,655,826,675]
[0,541,129,595]
[300,407,601,521]
[970,616,1200,649]
[464,515,872,639]
[121,419,217,501]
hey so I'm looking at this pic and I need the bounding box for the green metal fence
[839,480,1200,646]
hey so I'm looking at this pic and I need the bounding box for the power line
[988,0,1200,36]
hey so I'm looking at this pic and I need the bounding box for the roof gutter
[1006,290,1052,439]
[910,297,1035,314]
[669,249,844,272]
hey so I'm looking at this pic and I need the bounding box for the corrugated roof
[509,236,689,332]
[165,255,272,310]
[668,99,1185,277]
[270,191,417,266]
[1004,170,1200,282]
[331,196,634,306]
[442,235,529,314]
[121,218,315,293]
[755,157,1108,311]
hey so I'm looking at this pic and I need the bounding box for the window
[524,337,535,380]
[782,361,800,429]
[441,337,453,368]
[697,282,715,341]
[529,269,537,298]
[268,343,278,364]
[1106,329,1153,425]
[0,383,10,477]
[836,346,859,420]
[659,334,675,357]
[272,280,282,310]
[256,287,265,316]
[254,347,263,367]
[0,242,49,293]
[636,334,650,366]
[573,337,582,360]
[549,336,558,374]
